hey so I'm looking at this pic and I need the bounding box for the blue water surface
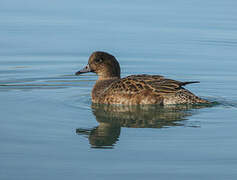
[1,0,237,180]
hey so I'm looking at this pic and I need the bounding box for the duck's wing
[135,75,199,94]
[105,74,199,95]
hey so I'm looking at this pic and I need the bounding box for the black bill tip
[75,64,91,75]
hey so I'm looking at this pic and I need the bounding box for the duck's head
[75,51,121,80]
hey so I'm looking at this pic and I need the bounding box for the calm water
[1,0,237,179]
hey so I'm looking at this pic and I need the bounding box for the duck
[75,51,209,105]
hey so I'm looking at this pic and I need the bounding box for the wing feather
[104,74,199,95]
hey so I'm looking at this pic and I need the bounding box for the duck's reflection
[76,103,211,148]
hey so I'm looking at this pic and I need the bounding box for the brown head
[75,51,121,80]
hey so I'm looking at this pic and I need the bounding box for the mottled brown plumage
[75,51,209,105]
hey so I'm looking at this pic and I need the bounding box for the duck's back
[93,74,208,105]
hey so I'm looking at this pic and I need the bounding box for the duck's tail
[181,81,200,86]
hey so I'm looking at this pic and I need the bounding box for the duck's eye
[95,58,103,63]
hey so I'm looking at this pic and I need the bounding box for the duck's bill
[75,64,91,75]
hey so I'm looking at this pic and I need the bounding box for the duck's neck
[97,72,120,80]
[92,77,119,103]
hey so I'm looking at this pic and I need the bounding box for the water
[1,0,237,179]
